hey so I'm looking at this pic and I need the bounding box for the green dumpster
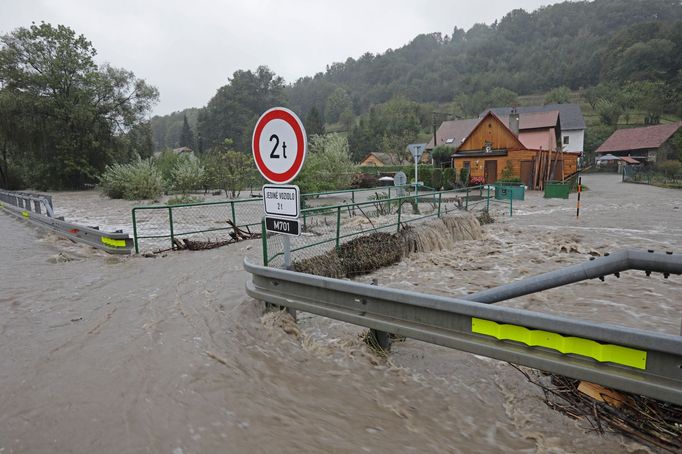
[495,184,525,201]
[544,181,570,199]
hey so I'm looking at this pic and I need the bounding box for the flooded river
[1,174,680,453]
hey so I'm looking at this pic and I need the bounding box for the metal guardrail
[0,190,132,254]
[0,190,54,217]
[244,251,682,405]
[463,249,682,304]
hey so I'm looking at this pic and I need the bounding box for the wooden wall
[453,150,578,185]
[459,113,524,151]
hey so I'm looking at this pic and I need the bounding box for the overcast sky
[2,0,555,116]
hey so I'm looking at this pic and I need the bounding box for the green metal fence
[132,184,436,253]
[264,185,513,267]
[132,198,264,253]
[131,184,511,255]
[622,166,681,187]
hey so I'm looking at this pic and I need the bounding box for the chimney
[509,108,519,137]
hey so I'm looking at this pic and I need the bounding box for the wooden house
[358,152,411,166]
[450,111,578,188]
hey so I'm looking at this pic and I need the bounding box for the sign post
[409,144,424,201]
[252,107,307,269]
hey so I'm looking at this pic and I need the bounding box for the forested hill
[286,0,682,115]
[152,0,682,154]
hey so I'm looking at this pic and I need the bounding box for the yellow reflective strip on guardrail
[471,318,647,370]
[21,211,29,218]
[100,237,127,248]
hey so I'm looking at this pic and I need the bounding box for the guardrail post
[261,219,268,266]
[132,209,140,254]
[335,206,341,251]
[168,206,175,249]
[367,279,392,351]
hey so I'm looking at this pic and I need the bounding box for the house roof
[458,111,526,152]
[425,118,478,150]
[518,111,560,130]
[486,103,585,131]
[360,152,411,165]
[595,123,682,154]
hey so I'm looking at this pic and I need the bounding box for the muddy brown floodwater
[1,173,680,453]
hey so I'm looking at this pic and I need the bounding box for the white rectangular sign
[262,184,300,218]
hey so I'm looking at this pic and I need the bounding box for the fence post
[465,187,469,211]
[335,206,341,251]
[261,219,268,266]
[352,191,356,216]
[397,199,402,232]
[168,206,175,249]
[486,186,490,212]
[132,209,140,254]
[509,190,513,217]
[231,201,237,226]
[437,192,442,218]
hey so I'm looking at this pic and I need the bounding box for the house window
[563,136,569,145]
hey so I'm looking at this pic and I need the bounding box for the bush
[295,133,354,193]
[458,167,469,186]
[99,159,163,200]
[166,195,204,205]
[418,165,433,187]
[432,168,443,189]
[470,176,485,186]
[443,168,456,189]
[657,160,682,178]
[170,157,205,194]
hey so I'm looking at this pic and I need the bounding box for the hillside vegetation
[152,0,682,163]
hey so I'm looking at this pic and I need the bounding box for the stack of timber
[530,149,567,190]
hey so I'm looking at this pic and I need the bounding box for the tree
[595,98,622,126]
[544,86,572,104]
[0,22,158,189]
[202,139,259,198]
[657,160,681,178]
[431,146,452,167]
[197,66,285,151]
[178,114,195,149]
[294,133,353,193]
[324,87,352,123]
[304,106,325,136]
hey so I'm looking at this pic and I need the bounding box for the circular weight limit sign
[252,107,307,184]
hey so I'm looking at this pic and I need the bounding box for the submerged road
[1,173,680,453]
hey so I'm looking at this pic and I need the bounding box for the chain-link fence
[131,184,512,256]
[131,184,436,253]
[623,166,682,187]
[132,198,263,253]
[265,185,513,268]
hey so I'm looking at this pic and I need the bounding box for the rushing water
[0,174,680,453]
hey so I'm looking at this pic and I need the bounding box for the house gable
[458,112,525,152]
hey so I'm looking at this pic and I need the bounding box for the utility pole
[431,111,456,148]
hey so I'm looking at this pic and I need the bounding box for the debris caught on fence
[512,365,682,453]
[294,214,482,278]
[162,219,262,252]
[477,211,495,225]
